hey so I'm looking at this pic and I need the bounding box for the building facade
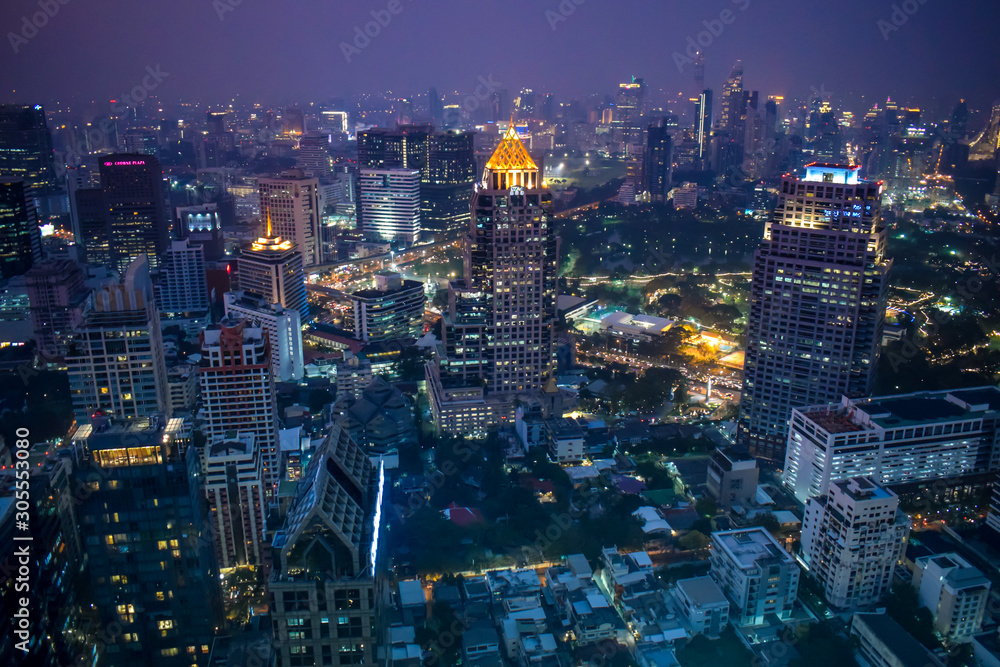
[738,163,892,461]
[200,318,281,489]
[233,213,310,320]
[709,528,799,627]
[224,290,304,382]
[783,387,1000,504]
[100,154,170,272]
[25,255,89,358]
[800,477,908,610]
[706,446,759,510]
[202,431,267,570]
[157,238,210,316]
[348,271,425,343]
[269,423,384,667]
[913,553,990,644]
[0,177,42,279]
[425,125,559,436]
[358,168,421,244]
[257,171,322,268]
[66,256,170,422]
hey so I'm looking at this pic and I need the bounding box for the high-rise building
[912,552,990,643]
[424,130,477,234]
[175,203,224,261]
[200,318,281,489]
[708,527,798,627]
[297,132,332,179]
[157,238,209,317]
[348,271,426,343]
[801,477,908,610]
[25,254,90,358]
[643,120,673,202]
[233,210,310,320]
[426,125,558,436]
[66,256,170,422]
[224,290,304,382]
[269,423,383,667]
[783,387,1000,504]
[737,164,891,461]
[0,104,56,203]
[616,77,647,144]
[69,416,222,667]
[0,177,42,278]
[358,168,421,244]
[100,154,169,272]
[202,431,267,570]
[257,171,322,268]
[123,128,159,156]
[717,61,744,134]
[695,90,713,168]
[706,446,758,510]
[357,125,431,173]
[74,187,111,266]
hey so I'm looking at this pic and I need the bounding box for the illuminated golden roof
[486,124,537,172]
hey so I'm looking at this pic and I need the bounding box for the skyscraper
[358,168,421,244]
[0,177,42,278]
[74,187,111,266]
[348,271,426,343]
[737,163,891,460]
[269,423,383,667]
[717,61,744,134]
[25,254,90,358]
[200,318,281,489]
[66,256,171,422]
[100,154,169,272]
[202,431,267,570]
[424,130,477,234]
[224,290,304,382]
[643,120,673,202]
[69,416,222,667]
[695,90,713,169]
[257,170,322,268]
[426,125,558,435]
[0,104,56,204]
[233,210,310,320]
[801,477,908,609]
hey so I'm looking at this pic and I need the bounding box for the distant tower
[25,254,89,358]
[737,164,891,461]
[694,51,706,94]
[257,170,322,268]
[717,60,744,134]
[358,168,421,244]
[0,104,57,213]
[0,177,42,278]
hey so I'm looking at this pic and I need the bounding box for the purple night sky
[1,0,998,116]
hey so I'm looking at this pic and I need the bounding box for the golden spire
[486,123,538,172]
[266,206,272,237]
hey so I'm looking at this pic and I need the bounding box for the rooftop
[712,528,794,570]
[852,613,942,667]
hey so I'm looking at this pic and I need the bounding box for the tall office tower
[206,111,228,135]
[297,132,332,179]
[122,128,159,156]
[321,110,349,135]
[741,93,770,180]
[203,431,267,570]
[0,104,57,203]
[358,168,421,244]
[695,90,713,169]
[709,527,799,627]
[175,203,224,260]
[157,238,209,319]
[283,107,305,135]
[69,417,222,667]
[66,256,170,422]
[693,52,706,95]
[717,61,744,134]
[25,255,90,358]
[616,77,647,143]
[913,552,991,644]
[643,120,673,202]
[428,87,443,126]
[737,164,891,461]
[74,187,111,266]
[233,211,310,319]
[224,290,304,382]
[801,477,908,610]
[257,170,322,268]
[424,130,477,234]
[357,125,431,173]
[270,423,383,667]
[0,177,42,278]
[426,126,558,435]
[200,318,281,489]
[348,271,426,343]
[783,387,1000,504]
[100,154,169,272]
[0,455,85,667]
[517,88,537,117]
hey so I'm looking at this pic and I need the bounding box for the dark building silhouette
[0,177,42,278]
[99,154,169,272]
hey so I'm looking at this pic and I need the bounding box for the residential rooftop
[712,528,794,570]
